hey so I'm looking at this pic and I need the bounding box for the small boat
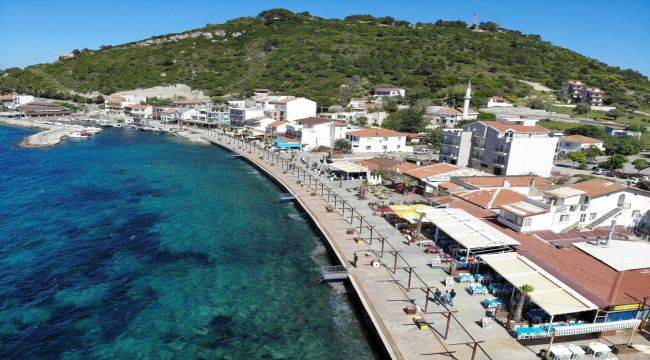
[278,193,295,202]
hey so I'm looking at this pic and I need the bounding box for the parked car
[592,167,605,175]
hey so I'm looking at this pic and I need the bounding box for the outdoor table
[457,274,474,284]
[587,342,611,359]
[488,283,512,295]
[567,344,585,359]
[483,297,503,308]
[468,284,488,295]
[474,273,492,283]
[548,346,572,360]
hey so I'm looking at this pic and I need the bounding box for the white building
[486,96,513,108]
[177,108,201,121]
[105,94,147,113]
[440,118,558,177]
[427,106,478,128]
[0,94,35,109]
[373,87,405,100]
[345,128,412,154]
[229,108,265,127]
[498,179,650,233]
[285,118,351,151]
[125,104,153,119]
[265,120,287,134]
[557,135,604,155]
[404,163,486,193]
[347,97,374,112]
[255,95,317,122]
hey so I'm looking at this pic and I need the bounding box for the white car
[592,167,605,175]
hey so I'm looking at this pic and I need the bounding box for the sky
[1,0,649,76]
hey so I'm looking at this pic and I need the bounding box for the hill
[1,9,649,109]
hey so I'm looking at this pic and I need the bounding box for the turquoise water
[0,126,378,359]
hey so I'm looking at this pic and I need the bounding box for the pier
[200,131,522,360]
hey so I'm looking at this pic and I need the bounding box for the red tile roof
[267,120,287,128]
[479,121,550,134]
[455,188,526,210]
[560,135,603,144]
[347,128,408,138]
[567,179,628,198]
[404,163,459,180]
[295,117,333,126]
[458,176,550,188]
[444,197,650,306]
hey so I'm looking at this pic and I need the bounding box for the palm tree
[512,284,534,322]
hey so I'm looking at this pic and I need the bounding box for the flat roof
[544,187,586,199]
[481,252,598,315]
[573,240,650,271]
[423,208,520,250]
[328,161,369,174]
[500,201,549,217]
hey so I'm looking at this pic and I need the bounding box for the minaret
[462,80,471,119]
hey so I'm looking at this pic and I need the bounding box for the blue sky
[1,0,649,76]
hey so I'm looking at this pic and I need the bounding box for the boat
[278,193,295,202]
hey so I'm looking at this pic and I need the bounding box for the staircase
[315,265,349,283]
[587,207,622,229]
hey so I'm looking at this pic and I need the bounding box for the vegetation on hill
[1,9,649,109]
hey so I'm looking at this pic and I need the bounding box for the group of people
[434,288,456,307]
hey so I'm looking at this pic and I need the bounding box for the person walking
[443,290,451,307]
[353,253,358,268]
[450,289,456,306]
[434,288,442,305]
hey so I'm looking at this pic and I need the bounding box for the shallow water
[0,126,378,359]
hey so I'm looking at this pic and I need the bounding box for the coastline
[0,117,101,148]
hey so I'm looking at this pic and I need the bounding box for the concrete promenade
[201,131,519,360]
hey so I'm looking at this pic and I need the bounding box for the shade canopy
[480,252,598,316]
[328,161,369,174]
[424,208,520,250]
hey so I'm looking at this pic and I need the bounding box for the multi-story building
[285,118,351,151]
[562,80,604,106]
[254,95,316,122]
[0,93,35,109]
[557,135,604,155]
[104,94,147,114]
[440,118,558,176]
[498,179,649,233]
[228,108,265,127]
[345,128,412,154]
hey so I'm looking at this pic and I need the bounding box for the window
[580,214,586,222]
[559,215,569,223]
[632,210,640,217]
[589,213,597,220]
[365,146,371,150]
[397,145,401,149]
[383,137,388,141]
[570,205,577,212]
[522,218,532,227]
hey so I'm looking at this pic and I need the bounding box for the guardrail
[206,130,493,360]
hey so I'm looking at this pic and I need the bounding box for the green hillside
[1,9,649,108]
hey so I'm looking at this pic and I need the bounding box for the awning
[480,252,598,316]
[328,161,369,174]
[424,208,520,250]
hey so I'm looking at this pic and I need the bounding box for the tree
[477,112,496,120]
[527,99,545,110]
[574,103,591,115]
[512,284,534,321]
[334,139,350,151]
[356,116,368,127]
[606,108,622,121]
[602,154,628,170]
[382,109,427,133]
[424,128,442,148]
[567,151,587,167]
[632,159,649,174]
[583,145,604,161]
[565,124,605,139]
[604,136,642,155]
[257,8,297,22]
[626,124,646,133]
[478,21,499,31]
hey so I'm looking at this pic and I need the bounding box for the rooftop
[458,175,550,188]
[478,121,550,134]
[295,117,333,126]
[544,187,586,199]
[561,135,603,144]
[404,163,460,180]
[346,128,407,138]
[499,200,549,217]
[573,241,650,271]
[455,188,526,210]
[567,179,629,198]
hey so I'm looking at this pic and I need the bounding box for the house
[0,94,34,109]
[124,104,153,119]
[604,124,642,139]
[440,118,558,176]
[204,110,229,125]
[176,108,201,122]
[254,96,317,122]
[253,88,271,99]
[373,87,405,100]
[265,120,287,135]
[562,80,604,106]
[347,97,374,112]
[345,128,412,154]
[451,175,551,196]
[557,135,604,154]
[354,157,421,174]
[245,117,276,132]
[498,179,649,233]
[486,96,513,108]
[159,108,178,123]
[286,117,351,151]
[426,106,478,128]
[455,188,526,211]
[403,163,485,193]
[104,94,147,113]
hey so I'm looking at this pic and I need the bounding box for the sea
[0,126,378,359]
